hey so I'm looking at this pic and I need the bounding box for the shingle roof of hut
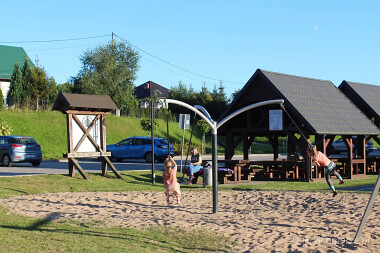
[219,69,380,135]
[52,92,119,113]
[339,81,380,128]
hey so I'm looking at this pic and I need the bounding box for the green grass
[0,205,234,253]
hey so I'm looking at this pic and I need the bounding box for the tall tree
[32,66,49,110]
[21,56,34,108]
[73,41,140,115]
[208,82,229,120]
[7,61,23,109]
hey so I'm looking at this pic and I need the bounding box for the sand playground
[0,190,378,252]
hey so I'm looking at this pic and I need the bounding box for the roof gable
[0,45,34,79]
[339,81,380,127]
[52,92,119,113]
[221,69,380,135]
[134,81,169,99]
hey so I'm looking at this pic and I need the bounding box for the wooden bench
[218,169,233,184]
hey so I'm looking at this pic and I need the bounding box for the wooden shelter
[339,81,380,173]
[218,69,380,180]
[52,92,123,180]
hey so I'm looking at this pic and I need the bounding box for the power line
[115,34,245,85]
[25,42,104,52]
[0,35,109,44]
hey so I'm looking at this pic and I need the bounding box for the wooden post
[67,113,74,177]
[226,133,234,160]
[100,115,107,176]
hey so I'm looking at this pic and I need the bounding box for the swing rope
[182,113,197,180]
[280,104,311,148]
[166,108,170,156]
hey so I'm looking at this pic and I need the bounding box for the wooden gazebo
[52,92,123,180]
[339,81,380,173]
[218,69,380,181]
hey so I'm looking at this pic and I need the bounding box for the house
[0,45,34,106]
[134,81,169,99]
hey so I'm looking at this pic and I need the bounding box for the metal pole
[180,127,185,173]
[151,101,155,185]
[353,172,380,243]
[212,121,218,213]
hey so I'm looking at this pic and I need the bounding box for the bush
[172,141,193,157]
[0,121,12,135]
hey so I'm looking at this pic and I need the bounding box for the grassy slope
[0,110,203,160]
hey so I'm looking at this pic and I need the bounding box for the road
[0,154,278,177]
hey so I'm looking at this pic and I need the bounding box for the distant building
[0,45,34,106]
[134,81,169,99]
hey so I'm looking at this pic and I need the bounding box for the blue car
[107,136,175,163]
[0,135,42,167]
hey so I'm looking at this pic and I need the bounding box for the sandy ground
[0,190,379,252]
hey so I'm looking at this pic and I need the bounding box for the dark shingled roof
[339,81,380,128]
[134,81,169,99]
[52,92,119,113]
[220,69,380,135]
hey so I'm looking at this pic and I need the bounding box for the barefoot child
[307,145,344,197]
[163,156,181,204]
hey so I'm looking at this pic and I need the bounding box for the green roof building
[0,45,34,105]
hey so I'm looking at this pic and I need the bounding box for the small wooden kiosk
[52,92,123,180]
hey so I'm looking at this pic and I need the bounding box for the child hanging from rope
[307,145,344,197]
[163,156,181,205]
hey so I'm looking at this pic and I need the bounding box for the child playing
[163,156,181,204]
[307,145,344,197]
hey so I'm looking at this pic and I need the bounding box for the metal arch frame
[163,98,284,213]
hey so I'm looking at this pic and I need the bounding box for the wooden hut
[52,92,123,180]
[218,69,380,180]
[339,81,380,173]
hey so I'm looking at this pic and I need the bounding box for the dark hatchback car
[107,136,175,163]
[0,135,42,167]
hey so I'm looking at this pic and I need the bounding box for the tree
[73,41,140,115]
[32,66,49,110]
[7,61,23,109]
[198,83,213,106]
[56,81,74,93]
[208,82,229,120]
[21,56,34,108]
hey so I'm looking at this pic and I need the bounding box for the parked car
[330,136,373,154]
[106,136,175,163]
[0,135,42,167]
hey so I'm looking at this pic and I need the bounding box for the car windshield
[157,139,168,145]
[12,137,36,145]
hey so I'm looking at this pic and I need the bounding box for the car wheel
[32,161,41,167]
[145,152,153,163]
[2,154,12,167]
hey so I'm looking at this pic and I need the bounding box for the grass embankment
[0,170,377,252]
[0,110,204,160]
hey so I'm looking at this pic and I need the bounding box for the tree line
[6,41,236,120]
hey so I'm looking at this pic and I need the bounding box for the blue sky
[1,0,380,98]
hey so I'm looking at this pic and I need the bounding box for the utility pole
[112,32,115,45]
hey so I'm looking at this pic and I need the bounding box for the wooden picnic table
[249,160,305,179]
[218,159,250,183]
